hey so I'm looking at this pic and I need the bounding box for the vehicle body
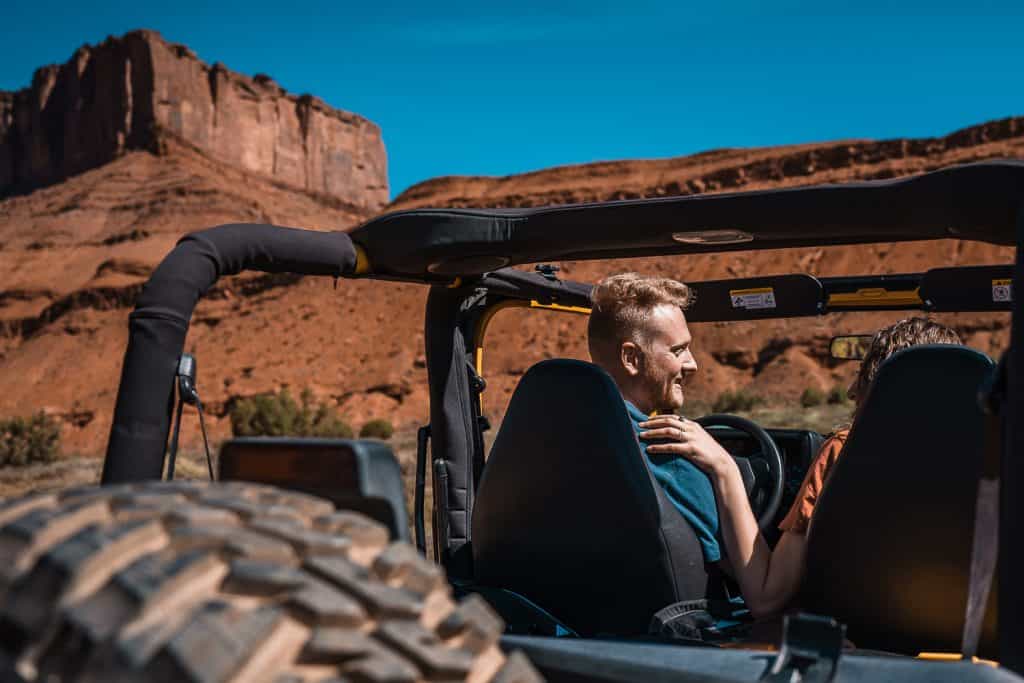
[79,161,1024,679]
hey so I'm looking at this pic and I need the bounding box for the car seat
[801,344,998,655]
[471,359,713,636]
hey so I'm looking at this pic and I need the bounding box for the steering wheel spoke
[730,456,756,496]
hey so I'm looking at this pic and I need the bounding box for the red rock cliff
[0,30,388,211]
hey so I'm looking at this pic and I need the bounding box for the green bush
[800,387,826,408]
[712,389,765,413]
[359,418,394,440]
[1,412,61,466]
[230,388,353,438]
[827,385,851,405]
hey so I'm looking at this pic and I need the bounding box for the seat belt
[961,356,1006,657]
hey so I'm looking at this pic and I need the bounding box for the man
[587,272,724,564]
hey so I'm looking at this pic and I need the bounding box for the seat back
[802,345,997,655]
[471,359,709,636]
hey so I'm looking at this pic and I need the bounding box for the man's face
[632,304,699,412]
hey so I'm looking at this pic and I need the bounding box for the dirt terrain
[1,35,1022,464]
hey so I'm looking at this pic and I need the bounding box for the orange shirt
[778,429,849,535]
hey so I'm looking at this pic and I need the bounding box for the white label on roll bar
[992,279,1012,303]
[730,287,777,310]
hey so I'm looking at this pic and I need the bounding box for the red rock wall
[0,30,388,211]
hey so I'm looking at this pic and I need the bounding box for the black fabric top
[103,224,358,483]
[351,161,1024,279]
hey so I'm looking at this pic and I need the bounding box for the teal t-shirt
[625,401,721,563]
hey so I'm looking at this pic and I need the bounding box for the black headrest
[802,344,997,655]
[472,359,709,636]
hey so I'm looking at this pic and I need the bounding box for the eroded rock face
[0,30,387,211]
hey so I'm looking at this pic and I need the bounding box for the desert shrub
[1,412,61,466]
[800,387,825,408]
[230,388,353,438]
[712,389,765,413]
[827,385,851,405]
[359,418,394,440]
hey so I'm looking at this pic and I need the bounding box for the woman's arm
[706,459,807,617]
[641,416,808,618]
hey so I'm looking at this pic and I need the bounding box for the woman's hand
[639,415,736,479]
[642,415,802,618]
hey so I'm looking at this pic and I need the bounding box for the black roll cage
[98,162,1024,671]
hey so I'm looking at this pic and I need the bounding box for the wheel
[695,414,785,531]
[0,481,541,683]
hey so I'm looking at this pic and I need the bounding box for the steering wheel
[695,414,785,531]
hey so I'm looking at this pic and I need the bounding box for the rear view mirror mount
[830,335,874,361]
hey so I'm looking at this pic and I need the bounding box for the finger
[638,417,681,429]
[640,418,690,432]
[647,443,695,457]
[639,427,688,441]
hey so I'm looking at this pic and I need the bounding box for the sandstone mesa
[0,30,387,212]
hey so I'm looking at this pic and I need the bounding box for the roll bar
[101,224,357,483]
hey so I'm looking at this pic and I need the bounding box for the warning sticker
[992,279,1013,303]
[730,287,777,310]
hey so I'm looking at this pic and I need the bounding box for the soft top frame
[350,161,1024,281]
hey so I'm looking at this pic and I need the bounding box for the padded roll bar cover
[472,359,710,636]
[102,224,357,484]
[423,285,479,575]
[802,345,997,655]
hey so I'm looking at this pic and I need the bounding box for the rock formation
[0,30,387,211]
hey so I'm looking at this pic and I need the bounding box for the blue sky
[3,1,1023,198]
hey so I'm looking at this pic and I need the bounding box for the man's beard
[648,375,683,414]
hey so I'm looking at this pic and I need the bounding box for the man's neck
[621,387,654,416]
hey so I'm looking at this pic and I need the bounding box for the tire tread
[0,482,541,683]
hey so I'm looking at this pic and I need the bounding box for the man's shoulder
[623,400,648,425]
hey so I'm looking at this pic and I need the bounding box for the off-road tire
[0,481,540,683]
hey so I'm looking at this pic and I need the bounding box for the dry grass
[0,456,100,499]
[731,401,853,436]
[0,449,218,499]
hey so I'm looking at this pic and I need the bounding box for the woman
[640,317,961,617]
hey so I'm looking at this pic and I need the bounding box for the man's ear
[620,341,642,377]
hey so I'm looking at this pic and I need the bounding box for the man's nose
[682,350,698,373]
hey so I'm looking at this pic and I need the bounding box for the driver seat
[471,359,712,636]
[801,344,998,655]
